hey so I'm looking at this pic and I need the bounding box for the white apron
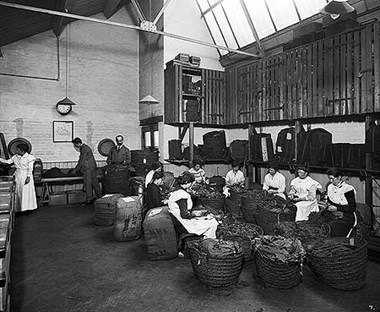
[8,153,37,212]
[168,189,218,238]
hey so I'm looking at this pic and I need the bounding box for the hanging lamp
[320,0,355,20]
[56,24,76,114]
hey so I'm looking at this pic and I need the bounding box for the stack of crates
[0,176,15,312]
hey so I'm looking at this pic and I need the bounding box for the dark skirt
[329,212,355,237]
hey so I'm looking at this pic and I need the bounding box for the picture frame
[53,121,74,143]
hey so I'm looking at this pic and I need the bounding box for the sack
[249,132,275,162]
[114,196,142,241]
[275,127,296,164]
[229,140,248,163]
[168,140,182,160]
[366,124,380,170]
[297,128,332,166]
[320,143,366,169]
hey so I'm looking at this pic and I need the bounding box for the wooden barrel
[143,206,178,260]
[114,196,142,241]
[94,194,124,226]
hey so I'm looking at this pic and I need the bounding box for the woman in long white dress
[168,172,218,239]
[288,165,322,221]
[0,143,37,212]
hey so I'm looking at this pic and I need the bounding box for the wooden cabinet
[164,62,226,125]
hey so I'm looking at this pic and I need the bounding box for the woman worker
[145,171,168,210]
[0,143,37,213]
[223,161,245,197]
[188,159,207,185]
[262,162,286,199]
[325,168,357,237]
[288,165,322,221]
[168,172,218,239]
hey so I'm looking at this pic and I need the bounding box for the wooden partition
[226,21,380,124]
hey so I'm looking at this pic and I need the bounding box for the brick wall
[0,9,140,163]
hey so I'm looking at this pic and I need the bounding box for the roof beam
[239,0,264,54]
[152,0,173,25]
[201,0,225,18]
[0,1,261,58]
[131,0,146,22]
[51,0,67,37]
[103,0,124,19]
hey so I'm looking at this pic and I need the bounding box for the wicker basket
[255,251,303,289]
[240,191,266,223]
[188,240,244,288]
[199,197,225,213]
[254,204,297,234]
[307,237,368,290]
[253,236,305,289]
[274,221,331,245]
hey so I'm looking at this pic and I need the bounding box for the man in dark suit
[106,135,131,166]
[72,137,101,203]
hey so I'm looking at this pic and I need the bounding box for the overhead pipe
[0,1,260,58]
[0,36,61,81]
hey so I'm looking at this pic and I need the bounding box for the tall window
[142,124,159,150]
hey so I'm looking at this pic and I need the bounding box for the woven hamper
[143,206,178,260]
[253,236,305,289]
[254,204,297,234]
[240,191,267,223]
[199,197,225,213]
[188,239,244,288]
[307,237,368,290]
[94,194,124,226]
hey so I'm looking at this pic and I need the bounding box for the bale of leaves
[188,238,244,288]
[193,185,225,212]
[307,237,368,290]
[252,235,305,289]
[274,221,330,245]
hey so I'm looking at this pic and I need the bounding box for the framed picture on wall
[53,121,74,143]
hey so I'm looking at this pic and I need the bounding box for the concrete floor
[10,204,380,312]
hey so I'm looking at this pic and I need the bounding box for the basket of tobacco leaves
[195,185,225,213]
[240,190,267,223]
[224,185,246,217]
[273,221,330,246]
[306,237,368,290]
[252,235,305,289]
[217,216,264,261]
[254,196,297,234]
[188,238,244,288]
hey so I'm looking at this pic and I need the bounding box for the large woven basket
[240,190,266,223]
[199,197,225,213]
[274,221,331,246]
[253,236,305,289]
[254,204,297,234]
[188,240,244,288]
[255,251,303,289]
[307,237,368,290]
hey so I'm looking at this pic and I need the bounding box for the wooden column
[189,122,194,166]
[365,115,375,207]
[294,120,302,163]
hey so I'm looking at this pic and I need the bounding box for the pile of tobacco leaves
[241,190,267,201]
[253,235,305,263]
[228,185,246,194]
[217,215,263,239]
[192,184,224,199]
[274,221,330,242]
[307,238,360,257]
[257,196,296,214]
[192,238,243,257]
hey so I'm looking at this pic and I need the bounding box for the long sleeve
[176,198,191,219]
[75,146,85,172]
[328,190,356,213]
[106,147,115,165]
[0,157,13,165]
[27,155,35,178]
[125,148,131,164]
[262,175,269,190]
[277,175,286,194]
[146,183,163,209]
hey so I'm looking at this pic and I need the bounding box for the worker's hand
[163,199,169,205]
[25,177,30,185]
[327,205,337,212]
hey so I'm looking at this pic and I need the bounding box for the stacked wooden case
[0,176,15,312]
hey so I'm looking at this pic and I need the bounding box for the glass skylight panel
[222,0,255,47]
[293,0,327,19]
[213,5,239,49]
[244,0,276,39]
[204,13,229,55]
[265,0,300,31]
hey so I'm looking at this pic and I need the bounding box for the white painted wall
[163,0,224,71]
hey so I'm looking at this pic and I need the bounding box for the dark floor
[9,204,380,312]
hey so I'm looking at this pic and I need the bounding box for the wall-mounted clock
[55,97,76,115]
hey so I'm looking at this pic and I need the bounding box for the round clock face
[56,103,72,115]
